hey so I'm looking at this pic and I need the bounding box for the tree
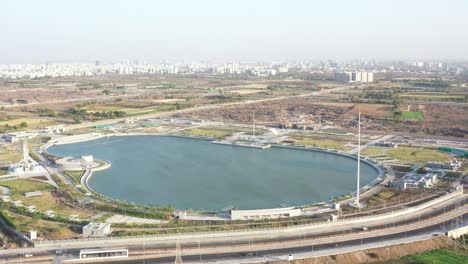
[72,116,82,124]
[19,122,28,128]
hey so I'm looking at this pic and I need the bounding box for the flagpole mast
[356,111,361,206]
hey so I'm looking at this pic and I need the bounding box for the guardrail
[34,188,464,247]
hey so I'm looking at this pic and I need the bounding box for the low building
[426,160,461,171]
[230,207,302,220]
[82,222,112,237]
[8,163,46,175]
[390,173,439,190]
[28,230,37,240]
[42,124,66,134]
[374,141,398,148]
[1,132,38,143]
[81,155,94,166]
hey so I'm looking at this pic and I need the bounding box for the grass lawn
[365,190,399,206]
[0,146,21,163]
[0,117,57,130]
[183,128,233,139]
[2,210,77,240]
[400,111,424,121]
[0,179,54,194]
[400,93,465,100]
[361,146,388,156]
[63,170,84,184]
[13,191,93,218]
[406,249,468,264]
[83,103,182,116]
[386,146,451,164]
[297,138,345,149]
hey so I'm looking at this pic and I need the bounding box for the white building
[82,222,112,237]
[335,71,374,83]
[390,173,438,190]
[230,207,302,220]
[42,124,66,134]
[1,132,38,143]
[28,230,37,240]
[81,155,94,167]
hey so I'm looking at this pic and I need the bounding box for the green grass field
[297,138,345,149]
[400,111,424,121]
[406,249,467,264]
[1,210,77,240]
[0,179,54,194]
[13,191,93,218]
[400,93,465,100]
[82,102,183,116]
[387,146,451,164]
[63,170,84,184]
[183,128,233,139]
[0,117,57,131]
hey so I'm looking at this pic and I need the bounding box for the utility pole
[175,240,183,264]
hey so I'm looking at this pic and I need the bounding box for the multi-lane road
[1,193,466,263]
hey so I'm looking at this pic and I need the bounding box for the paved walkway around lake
[105,214,168,225]
[348,134,395,154]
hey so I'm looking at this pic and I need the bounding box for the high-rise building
[335,71,374,83]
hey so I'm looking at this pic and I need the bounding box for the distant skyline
[1,0,468,63]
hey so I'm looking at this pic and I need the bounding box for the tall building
[335,71,374,83]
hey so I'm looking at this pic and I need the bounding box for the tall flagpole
[356,111,361,206]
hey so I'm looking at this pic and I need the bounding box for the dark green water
[48,136,378,210]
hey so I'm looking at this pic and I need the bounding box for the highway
[0,194,465,263]
[111,216,468,264]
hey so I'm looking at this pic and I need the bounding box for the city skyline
[1,0,468,63]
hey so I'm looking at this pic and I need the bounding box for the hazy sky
[1,0,467,63]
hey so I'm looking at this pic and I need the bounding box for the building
[42,124,66,134]
[28,230,37,240]
[335,71,374,83]
[426,160,461,171]
[81,155,94,167]
[230,207,302,220]
[1,132,38,143]
[374,141,398,148]
[390,173,438,190]
[82,222,112,237]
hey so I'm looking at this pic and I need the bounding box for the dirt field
[178,98,468,138]
[177,98,352,126]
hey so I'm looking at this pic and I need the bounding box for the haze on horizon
[1,0,468,63]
